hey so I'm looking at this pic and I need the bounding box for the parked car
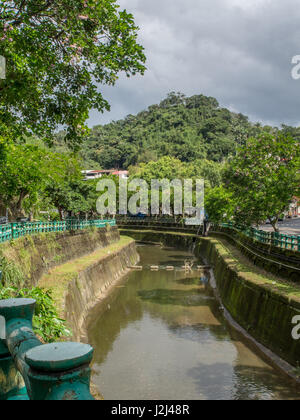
[266,215,285,224]
[128,213,147,219]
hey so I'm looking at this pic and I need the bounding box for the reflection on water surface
[88,245,300,400]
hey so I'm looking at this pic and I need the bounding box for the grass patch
[204,237,300,302]
[39,236,134,314]
[0,253,25,288]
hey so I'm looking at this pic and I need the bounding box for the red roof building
[82,169,129,180]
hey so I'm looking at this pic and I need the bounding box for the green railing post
[0,298,44,398]
[1,218,120,244]
[0,270,26,400]
[0,298,94,400]
[271,231,276,247]
[0,299,41,394]
[25,342,94,401]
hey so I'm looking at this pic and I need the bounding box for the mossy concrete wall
[198,237,300,368]
[121,228,300,368]
[63,239,139,341]
[210,229,300,282]
[120,229,196,250]
[0,226,120,286]
[119,222,300,281]
[0,226,139,343]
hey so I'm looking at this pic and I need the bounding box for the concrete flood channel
[87,244,300,400]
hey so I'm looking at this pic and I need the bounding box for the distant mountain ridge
[59,92,294,169]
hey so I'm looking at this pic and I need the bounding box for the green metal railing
[117,216,177,225]
[219,222,300,252]
[116,216,300,253]
[0,298,94,400]
[0,219,116,244]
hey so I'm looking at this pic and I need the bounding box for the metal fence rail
[220,222,300,252]
[116,216,300,253]
[0,219,116,243]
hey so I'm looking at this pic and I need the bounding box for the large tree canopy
[0,140,82,218]
[224,133,300,231]
[0,0,146,146]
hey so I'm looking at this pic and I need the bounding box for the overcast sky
[87,0,300,128]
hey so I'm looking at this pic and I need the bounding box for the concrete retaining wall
[0,226,120,286]
[64,240,139,341]
[198,237,300,367]
[120,228,300,368]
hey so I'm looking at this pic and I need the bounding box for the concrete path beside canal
[260,217,300,236]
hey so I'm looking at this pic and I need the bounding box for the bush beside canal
[0,286,70,343]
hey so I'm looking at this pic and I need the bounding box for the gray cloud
[88,0,300,127]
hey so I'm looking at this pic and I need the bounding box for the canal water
[88,244,300,400]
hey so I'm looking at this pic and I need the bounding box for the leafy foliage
[224,132,300,230]
[0,140,83,219]
[72,92,266,169]
[131,156,224,188]
[204,186,236,224]
[0,254,25,288]
[0,286,70,342]
[0,0,146,146]
[44,177,100,219]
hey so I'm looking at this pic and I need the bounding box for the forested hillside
[70,92,278,169]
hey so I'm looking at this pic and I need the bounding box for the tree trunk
[271,219,279,233]
[58,207,64,221]
[9,191,28,220]
[16,190,27,213]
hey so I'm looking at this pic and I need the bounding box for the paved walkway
[260,217,300,236]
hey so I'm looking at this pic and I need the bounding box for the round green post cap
[0,298,36,321]
[25,342,94,372]
[0,298,36,308]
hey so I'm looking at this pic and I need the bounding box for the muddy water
[88,245,300,400]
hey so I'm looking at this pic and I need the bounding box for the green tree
[130,157,205,216]
[0,141,81,219]
[45,178,100,219]
[74,93,254,169]
[0,0,146,146]
[224,133,300,231]
[194,159,224,188]
[133,156,194,183]
[204,186,235,224]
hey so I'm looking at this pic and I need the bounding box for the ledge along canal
[88,244,300,400]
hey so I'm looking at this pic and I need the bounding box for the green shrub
[0,286,71,343]
[0,256,25,288]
